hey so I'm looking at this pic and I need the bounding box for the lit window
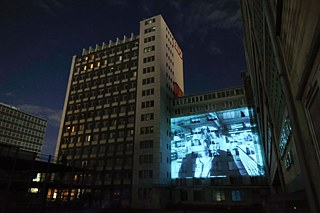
[90,64,94,69]
[29,188,39,193]
[213,191,225,202]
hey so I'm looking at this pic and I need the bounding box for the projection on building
[171,107,265,179]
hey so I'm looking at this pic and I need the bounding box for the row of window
[61,143,133,156]
[139,154,153,163]
[139,170,153,179]
[173,89,245,105]
[66,156,133,170]
[141,100,154,108]
[0,130,43,144]
[142,88,154,96]
[145,18,155,25]
[0,137,41,150]
[70,82,136,98]
[73,70,137,84]
[143,55,155,63]
[62,129,134,144]
[140,126,154,134]
[143,66,155,74]
[144,36,155,43]
[143,45,155,53]
[140,140,153,149]
[69,91,136,104]
[173,100,245,115]
[144,26,156,34]
[0,106,46,125]
[77,52,138,70]
[180,190,242,202]
[141,113,154,121]
[142,77,155,85]
[77,41,139,63]
[0,121,45,137]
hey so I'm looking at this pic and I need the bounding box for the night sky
[0,0,246,156]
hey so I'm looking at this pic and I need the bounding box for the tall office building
[0,103,47,154]
[56,15,183,208]
[241,0,320,212]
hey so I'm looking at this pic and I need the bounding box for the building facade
[55,15,184,209]
[0,103,47,154]
[241,0,320,212]
[170,86,268,210]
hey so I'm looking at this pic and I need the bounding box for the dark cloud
[33,0,64,16]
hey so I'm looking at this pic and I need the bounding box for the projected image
[171,107,265,178]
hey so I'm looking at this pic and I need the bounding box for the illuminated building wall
[171,107,265,179]
[170,87,268,206]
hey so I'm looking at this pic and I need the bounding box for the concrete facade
[0,103,47,154]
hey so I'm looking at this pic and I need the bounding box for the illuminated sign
[171,107,265,179]
[172,38,183,59]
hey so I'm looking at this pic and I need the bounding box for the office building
[0,102,47,154]
[241,0,320,212]
[55,15,184,208]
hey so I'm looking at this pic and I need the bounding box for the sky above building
[0,0,246,156]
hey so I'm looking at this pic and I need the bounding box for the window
[140,140,153,149]
[144,36,155,43]
[145,18,155,25]
[139,154,153,163]
[143,45,155,53]
[143,56,155,63]
[143,66,155,74]
[139,170,153,178]
[144,26,156,34]
[231,191,242,201]
[140,126,154,134]
[142,88,154,96]
[212,191,225,202]
[142,77,154,85]
[141,113,154,121]
[141,100,154,108]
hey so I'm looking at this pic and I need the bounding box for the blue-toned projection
[171,107,265,179]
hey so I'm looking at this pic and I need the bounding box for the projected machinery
[171,107,265,178]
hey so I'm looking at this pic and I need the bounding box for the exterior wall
[170,87,268,208]
[241,0,320,212]
[56,34,139,208]
[0,103,46,154]
[172,87,246,117]
[132,15,183,209]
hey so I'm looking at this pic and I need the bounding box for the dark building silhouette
[241,0,320,212]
